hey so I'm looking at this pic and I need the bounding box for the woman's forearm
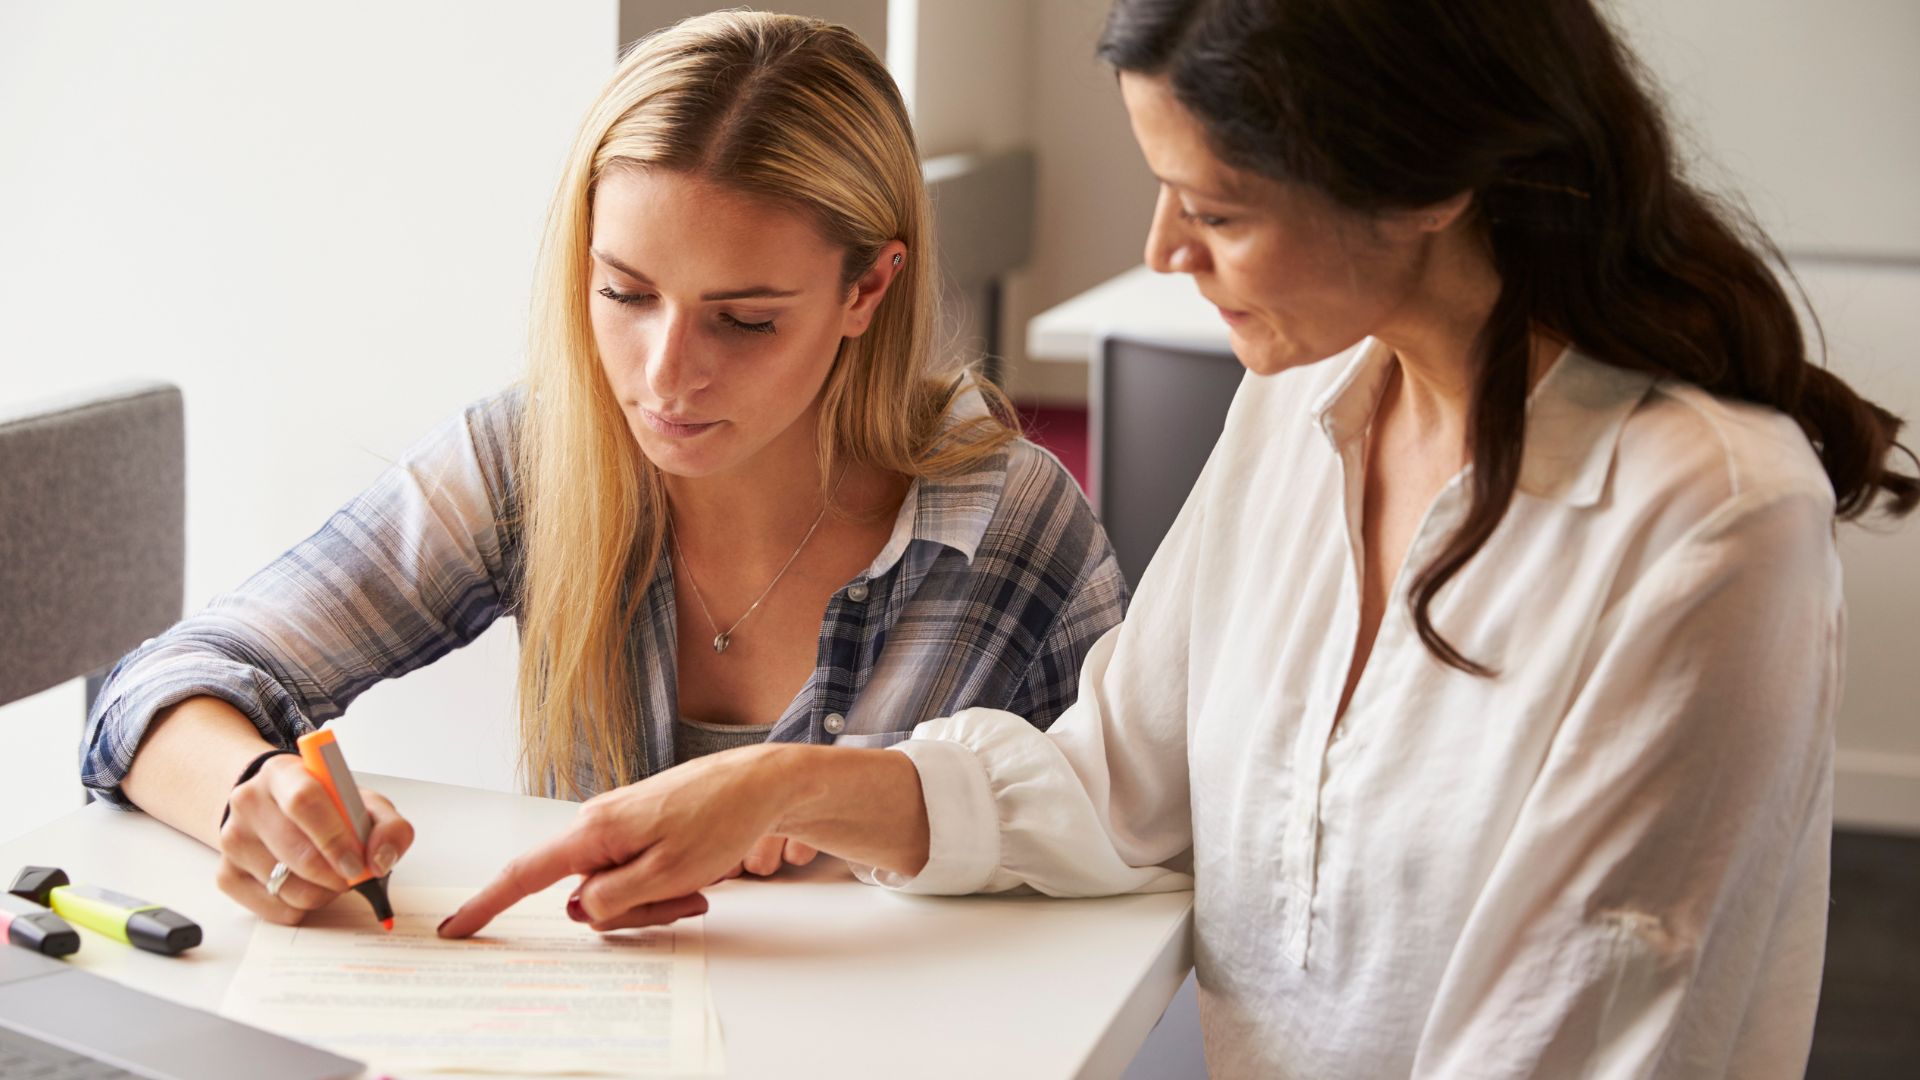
[769,745,931,878]
[119,696,279,848]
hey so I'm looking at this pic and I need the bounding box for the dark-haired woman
[441,2,1917,1075]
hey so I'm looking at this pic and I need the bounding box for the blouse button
[847,582,870,602]
[823,713,847,735]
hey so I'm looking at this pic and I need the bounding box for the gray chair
[0,383,185,714]
[925,147,1037,383]
[1092,334,1244,589]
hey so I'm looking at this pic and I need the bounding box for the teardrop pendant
[712,632,731,654]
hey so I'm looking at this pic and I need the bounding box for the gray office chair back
[925,148,1036,383]
[0,383,185,711]
[1092,335,1244,589]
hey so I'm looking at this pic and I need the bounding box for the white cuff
[857,738,1001,894]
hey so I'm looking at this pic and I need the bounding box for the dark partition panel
[1092,336,1243,589]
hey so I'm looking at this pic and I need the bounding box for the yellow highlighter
[8,866,201,955]
[297,729,395,930]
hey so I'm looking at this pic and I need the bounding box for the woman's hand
[216,753,414,925]
[726,835,820,880]
[438,743,929,939]
[438,744,798,938]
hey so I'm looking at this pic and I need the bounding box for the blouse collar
[1310,337,1655,507]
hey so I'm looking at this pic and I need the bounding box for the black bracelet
[219,748,297,829]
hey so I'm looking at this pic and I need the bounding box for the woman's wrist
[123,696,283,847]
[755,743,830,836]
[219,747,298,828]
[760,743,929,877]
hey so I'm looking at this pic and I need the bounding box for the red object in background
[1015,403,1090,495]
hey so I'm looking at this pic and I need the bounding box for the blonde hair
[516,11,1018,798]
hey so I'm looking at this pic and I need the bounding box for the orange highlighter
[296,729,395,931]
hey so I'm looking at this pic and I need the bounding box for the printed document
[220,885,722,1076]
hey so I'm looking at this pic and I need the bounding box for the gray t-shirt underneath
[673,715,774,765]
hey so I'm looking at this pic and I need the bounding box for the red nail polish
[566,895,587,922]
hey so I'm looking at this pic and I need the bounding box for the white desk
[0,774,1192,1080]
[1025,265,1228,363]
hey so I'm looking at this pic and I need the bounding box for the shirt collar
[1309,337,1654,507]
[1516,346,1655,506]
[1309,338,1397,450]
[863,388,1004,577]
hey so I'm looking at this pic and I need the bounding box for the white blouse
[870,339,1842,1078]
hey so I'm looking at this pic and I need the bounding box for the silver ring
[266,861,291,900]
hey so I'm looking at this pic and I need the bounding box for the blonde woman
[83,12,1124,928]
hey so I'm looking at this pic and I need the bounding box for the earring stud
[892,253,903,266]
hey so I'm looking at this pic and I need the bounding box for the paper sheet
[219,885,723,1077]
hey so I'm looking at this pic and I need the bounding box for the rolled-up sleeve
[80,393,520,807]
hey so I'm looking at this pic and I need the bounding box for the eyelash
[1178,208,1229,229]
[595,286,778,335]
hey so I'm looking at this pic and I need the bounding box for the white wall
[898,0,1031,160]
[1793,260,1920,830]
[1606,0,1920,260]
[0,1,620,842]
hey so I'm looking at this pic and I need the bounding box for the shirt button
[847,582,869,602]
[823,713,846,735]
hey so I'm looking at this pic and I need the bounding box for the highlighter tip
[381,918,394,932]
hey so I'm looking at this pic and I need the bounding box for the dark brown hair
[1100,0,1918,674]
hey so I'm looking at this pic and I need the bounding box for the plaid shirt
[81,389,1127,805]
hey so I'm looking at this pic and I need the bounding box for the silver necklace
[669,497,831,654]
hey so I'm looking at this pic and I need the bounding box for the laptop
[0,945,362,1080]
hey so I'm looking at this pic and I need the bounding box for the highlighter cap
[1,894,81,957]
[8,866,70,907]
[9,911,81,957]
[127,908,202,956]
